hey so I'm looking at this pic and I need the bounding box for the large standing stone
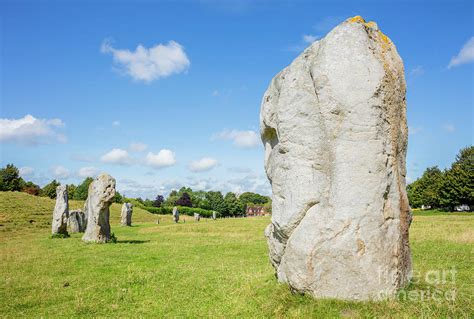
[82,173,116,243]
[69,210,86,233]
[172,207,179,223]
[121,203,133,226]
[260,16,411,301]
[52,185,69,235]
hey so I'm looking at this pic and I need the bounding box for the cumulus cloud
[101,39,190,82]
[51,166,70,179]
[19,166,34,177]
[145,149,176,168]
[101,148,133,165]
[212,129,260,148]
[188,157,218,172]
[129,142,148,152]
[0,114,66,145]
[78,166,98,178]
[448,37,474,68]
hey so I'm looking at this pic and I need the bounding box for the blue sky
[1,0,473,199]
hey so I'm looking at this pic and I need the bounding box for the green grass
[0,192,472,317]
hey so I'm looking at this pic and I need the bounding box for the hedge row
[143,206,219,218]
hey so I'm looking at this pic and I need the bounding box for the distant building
[246,205,267,217]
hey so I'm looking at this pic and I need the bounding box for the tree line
[407,146,473,211]
[0,164,271,217]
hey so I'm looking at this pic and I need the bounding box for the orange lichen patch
[365,21,378,29]
[348,15,365,23]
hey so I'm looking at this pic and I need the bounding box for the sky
[0,0,473,199]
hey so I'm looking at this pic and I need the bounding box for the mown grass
[0,192,472,317]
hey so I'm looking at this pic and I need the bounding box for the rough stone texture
[52,185,69,235]
[121,203,133,226]
[82,173,116,243]
[69,209,86,233]
[260,16,411,301]
[172,207,179,223]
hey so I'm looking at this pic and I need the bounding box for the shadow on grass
[116,239,150,244]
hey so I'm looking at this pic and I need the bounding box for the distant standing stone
[172,207,179,223]
[69,209,86,233]
[194,213,201,221]
[52,185,69,236]
[212,211,217,220]
[121,203,133,226]
[82,173,116,243]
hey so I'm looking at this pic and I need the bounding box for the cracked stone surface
[260,16,411,300]
[69,209,86,233]
[82,173,116,243]
[52,185,69,235]
[121,203,133,226]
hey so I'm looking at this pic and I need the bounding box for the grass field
[0,192,472,317]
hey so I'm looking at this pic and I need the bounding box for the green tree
[224,192,244,216]
[41,180,61,199]
[67,184,77,200]
[74,177,94,200]
[407,166,443,208]
[0,164,23,191]
[205,191,225,213]
[113,191,123,203]
[439,146,474,210]
[239,192,269,205]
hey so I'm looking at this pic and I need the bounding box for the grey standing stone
[52,185,69,235]
[172,207,179,223]
[121,203,133,226]
[260,16,411,300]
[82,173,116,243]
[212,211,217,220]
[69,209,86,233]
[194,213,200,221]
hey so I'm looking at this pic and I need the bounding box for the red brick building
[246,206,267,217]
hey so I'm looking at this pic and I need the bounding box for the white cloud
[112,120,120,126]
[101,148,133,165]
[145,149,176,168]
[448,37,474,68]
[0,114,66,145]
[303,34,318,43]
[129,142,148,152]
[188,157,218,172]
[19,166,34,177]
[443,124,455,133]
[212,129,260,148]
[51,166,70,179]
[78,166,98,178]
[101,39,190,82]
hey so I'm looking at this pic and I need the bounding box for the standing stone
[194,213,200,221]
[52,185,69,235]
[82,173,116,243]
[69,209,86,233]
[121,203,133,226]
[212,211,217,220]
[260,16,411,301]
[172,207,179,223]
